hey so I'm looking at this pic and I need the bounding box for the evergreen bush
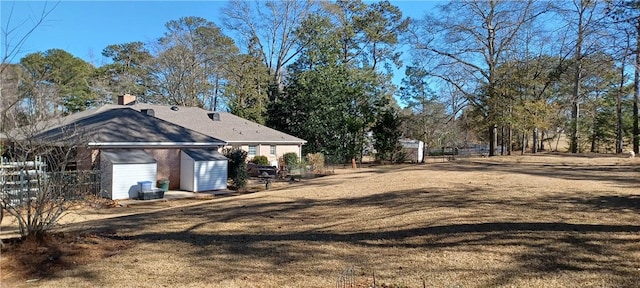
[283,152,299,170]
[224,148,248,190]
[251,155,270,166]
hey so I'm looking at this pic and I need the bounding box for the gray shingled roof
[101,149,156,164]
[33,108,226,147]
[183,149,228,162]
[127,104,306,145]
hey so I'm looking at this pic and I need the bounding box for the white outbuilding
[399,139,425,163]
[100,149,158,200]
[180,149,228,192]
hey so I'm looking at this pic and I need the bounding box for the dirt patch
[1,231,134,287]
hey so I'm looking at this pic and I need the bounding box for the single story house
[12,94,306,199]
[113,95,307,166]
[31,107,227,199]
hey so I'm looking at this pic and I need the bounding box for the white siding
[400,140,424,163]
[180,151,195,191]
[417,141,424,163]
[193,160,227,191]
[111,163,157,200]
[180,151,227,192]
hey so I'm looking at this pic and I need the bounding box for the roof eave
[88,142,227,149]
[224,140,307,145]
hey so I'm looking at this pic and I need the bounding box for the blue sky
[1,1,439,64]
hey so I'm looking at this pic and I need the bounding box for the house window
[270,145,276,156]
[248,145,257,156]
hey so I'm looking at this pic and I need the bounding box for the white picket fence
[0,156,48,207]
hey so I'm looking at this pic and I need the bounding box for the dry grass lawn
[2,154,640,287]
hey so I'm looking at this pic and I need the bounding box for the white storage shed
[180,149,228,192]
[399,139,424,163]
[100,149,158,200]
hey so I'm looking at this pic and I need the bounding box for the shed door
[112,163,157,199]
[194,160,227,191]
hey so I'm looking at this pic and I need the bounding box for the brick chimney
[117,94,136,105]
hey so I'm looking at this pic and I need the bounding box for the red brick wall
[145,148,181,190]
[76,147,99,170]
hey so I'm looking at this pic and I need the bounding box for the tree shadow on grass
[7,158,640,286]
[580,195,640,211]
[415,159,640,188]
[96,220,640,287]
[58,185,640,287]
[541,152,627,158]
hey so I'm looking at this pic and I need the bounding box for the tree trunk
[521,132,526,155]
[500,126,505,155]
[617,51,625,154]
[634,19,640,154]
[591,102,599,153]
[591,128,597,153]
[571,102,580,153]
[489,124,497,156]
[507,125,512,155]
[213,77,220,112]
[532,128,538,154]
[571,4,584,154]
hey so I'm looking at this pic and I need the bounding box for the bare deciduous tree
[553,0,609,153]
[408,0,547,156]
[1,117,97,239]
[147,17,238,109]
[0,1,100,241]
[1,1,60,124]
[222,0,317,100]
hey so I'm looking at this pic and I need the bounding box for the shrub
[283,152,299,170]
[306,153,325,173]
[223,148,248,190]
[393,151,407,163]
[1,128,98,239]
[251,155,270,166]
